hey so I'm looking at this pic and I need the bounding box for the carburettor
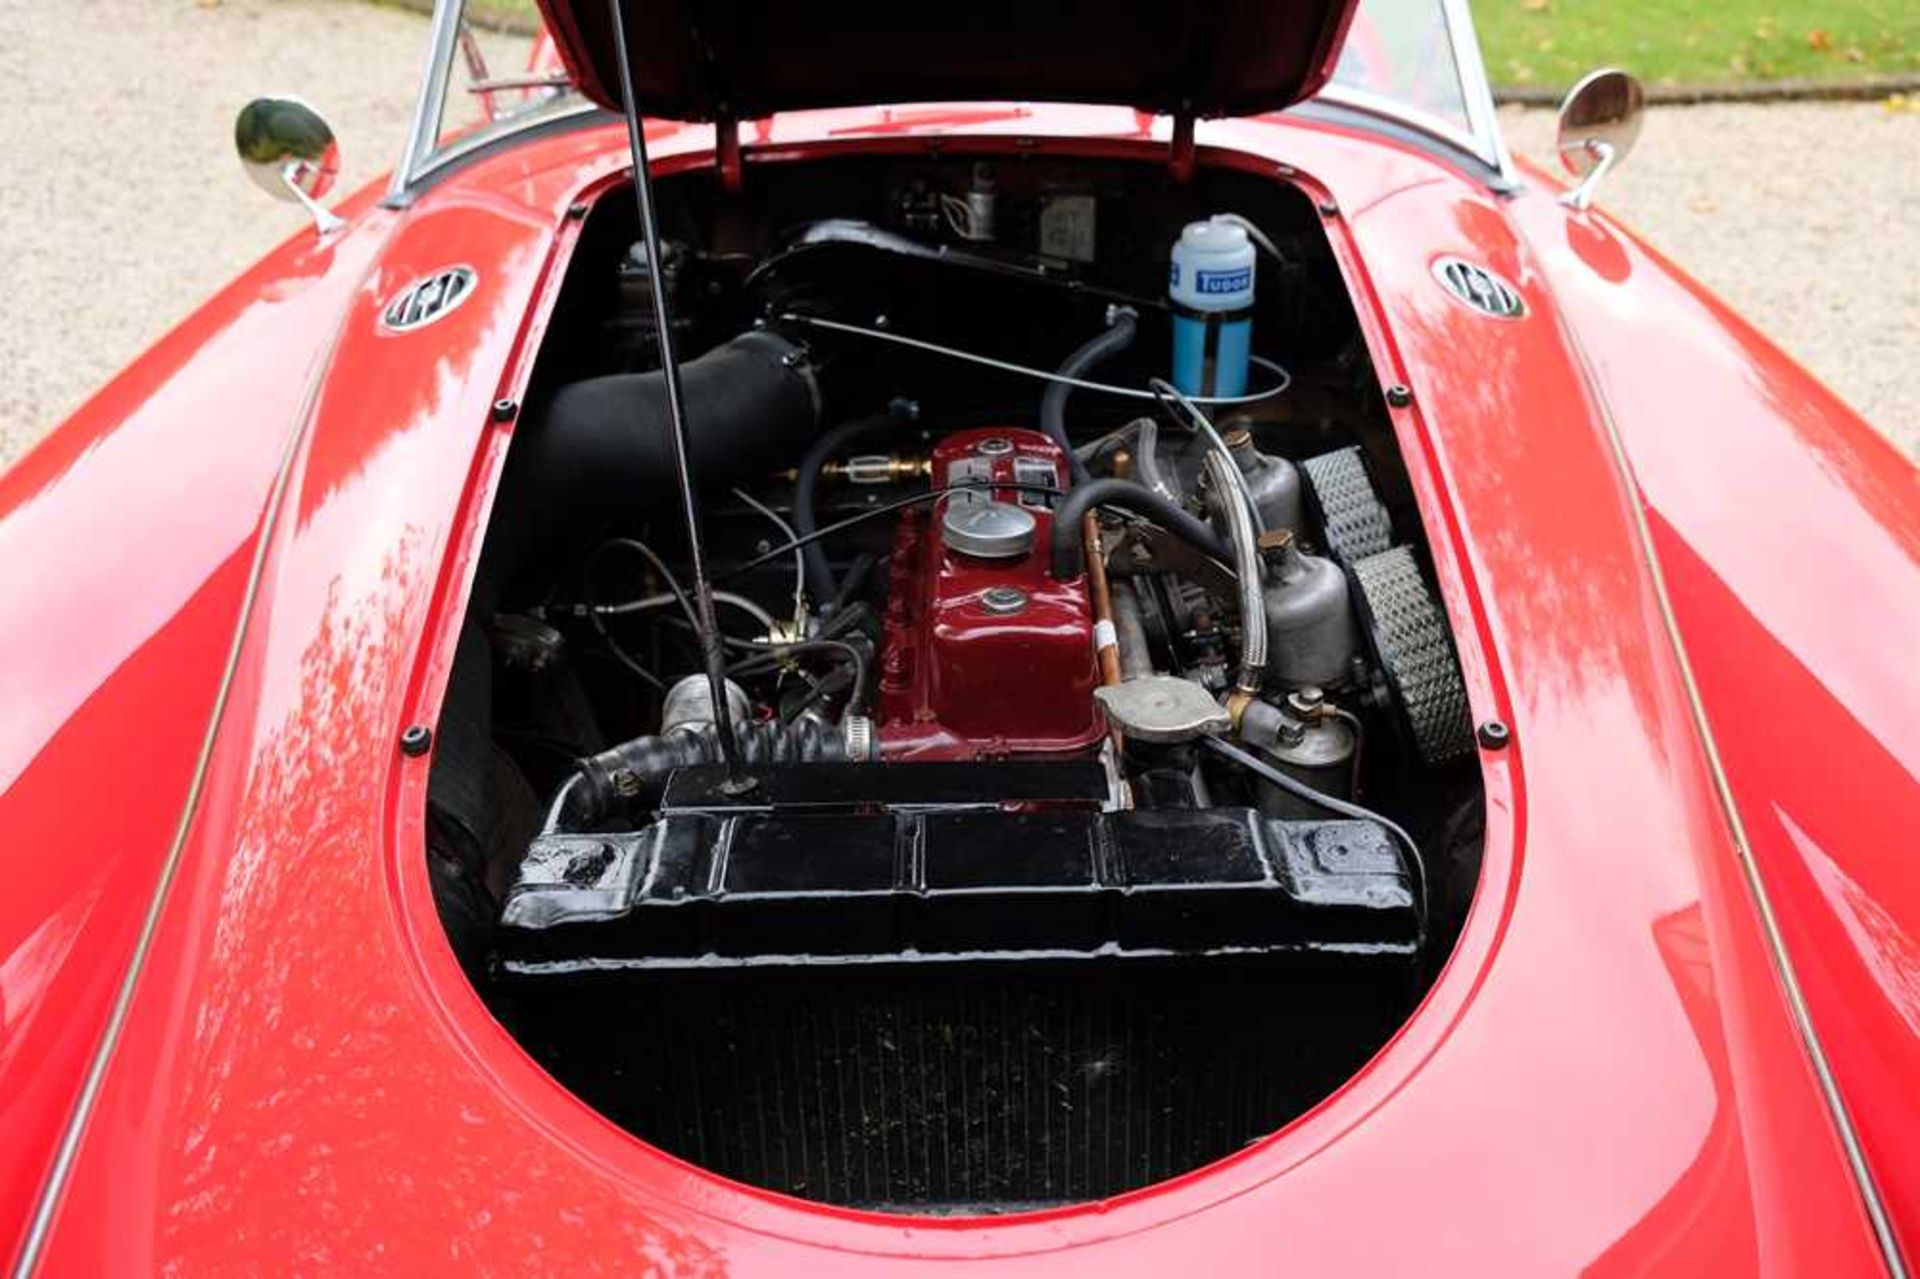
[877,428,1105,760]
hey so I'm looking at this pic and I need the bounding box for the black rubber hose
[1048,478,1229,579]
[559,717,848,829]
[476,329,821,609]
[792,404,912,609]
[828,553,878,614]
[1041,307,1137,486]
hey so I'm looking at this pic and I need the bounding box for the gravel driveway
[0,0,525,463]
[1502,104,1917,457]
[0,0,1913,462]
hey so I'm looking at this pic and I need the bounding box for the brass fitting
[1256,527,1294,555]
[823,453,931,484]
[777,453,930,484]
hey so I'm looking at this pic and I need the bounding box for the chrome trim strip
[1439,0,1516,182]
[388,0,466,201]
[10,320,344,1279]
[1559,314,1907,1276]
[1318,0,1518,190]
[401,96,601,195]
[1287,99,1515,192]
[1316,85,1495,166]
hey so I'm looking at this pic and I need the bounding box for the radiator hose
[1041,307,1138,487]
[553,717,851,830]
[1048,478,1229,579]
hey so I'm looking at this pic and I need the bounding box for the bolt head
[1477,720,1511,750]
[399,724,434,757]
[981,585,1028,615]
[1385,384,1414,408]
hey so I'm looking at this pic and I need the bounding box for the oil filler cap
[942,498,1036,559]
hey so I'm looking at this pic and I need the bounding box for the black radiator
[507,957,1410,1209]
[497,762,1419,1209]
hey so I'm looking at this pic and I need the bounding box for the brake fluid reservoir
[1170,217,1256,398]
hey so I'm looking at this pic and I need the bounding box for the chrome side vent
[1432,257,1525,319]
[381,266,477,332]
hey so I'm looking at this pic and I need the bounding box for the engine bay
[430,151,1486,1212]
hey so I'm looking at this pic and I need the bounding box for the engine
[439,152,1484,1215]
[877,427,1104,759]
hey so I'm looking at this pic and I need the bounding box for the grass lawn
[463,0,541,31]
[1471,0,1919,90]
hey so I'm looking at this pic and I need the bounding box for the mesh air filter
[1352,546,1473,764]
[1302,447,1393,563]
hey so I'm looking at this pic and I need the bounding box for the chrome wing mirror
[235,97,345,236]
[1555,69,1645,212]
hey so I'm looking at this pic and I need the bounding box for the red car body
[3,30,1916,1277]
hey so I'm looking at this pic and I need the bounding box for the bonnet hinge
[715,113,743,192]
[1168,107,1196,183]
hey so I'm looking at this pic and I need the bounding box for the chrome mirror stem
[281,162,346,236]
[1558,139,1615,212]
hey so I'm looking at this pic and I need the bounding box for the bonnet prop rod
[606,0,751,789]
